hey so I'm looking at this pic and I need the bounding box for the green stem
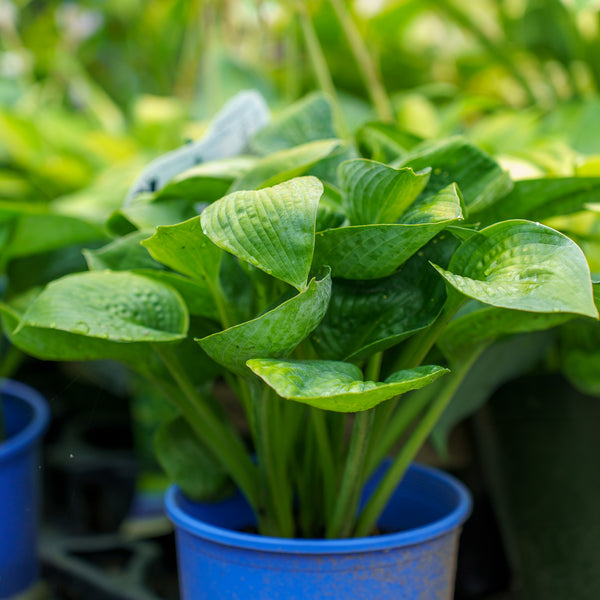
[354,348,483,537]
[284,16,302,103]
[0,345,24,380]
[311,408,337,518]
[297,3,349,137]
[365,351,383,381]
[208,276,234,330]
[366,383,438,476]
[326,408,375,538]
[174,0,204,102]
[328,0,394,122]
[253,383,294,537]
[392,297,463,372]
[152,345,261,510]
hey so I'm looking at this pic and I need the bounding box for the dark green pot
[475,374,600,600]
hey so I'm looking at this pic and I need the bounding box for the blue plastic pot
[0,380,50,599]
[165,462,472,599]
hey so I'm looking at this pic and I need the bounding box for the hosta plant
[3,95,598,539]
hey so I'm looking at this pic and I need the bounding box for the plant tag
[125,90,270,204]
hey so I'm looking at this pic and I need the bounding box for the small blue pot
[0,380,50,599]
[166,462,472,599]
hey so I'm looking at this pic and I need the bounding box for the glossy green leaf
[340,159,430,225]
[246,359,448,412]
[154,416,233,501]
[7,214,108,259]
[313,184,463,279]
[399,137,513,215]
[312,240,453,361]
[250,92,337,154]
[198,272,331,374]
[84,230,162,271]
[434,220,598,318]
[1,299,155,369]
[19,271,188,342]
[229,139,340,192]
[438,300,572,363]
[141,216,222,284]
[478,176,600,225]
[134,270,219,320]
[201,177,322,291]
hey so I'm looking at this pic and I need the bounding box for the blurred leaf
[229,139,341,191]
[7,214,108,259]
[250,92,337,154]
[154,416,233,501]
[478,177,600,225]
[356,121,422,163]
[84,231,162,271]
[154,156,255,203]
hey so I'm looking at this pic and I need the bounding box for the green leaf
[141,216,222,284]
[250,92,337,154]
[340,159,430,225]
[559,299,600,397]
[7,214,108,259]
[312,241,451,361]
[134,270,219,320]
[19,271,188,342]
[229,139,340,192]
[6,244,93,297]
[438,300,572,363]
[198,271,331,374]
[399,136,513,215]
[313,184,463,279]
[154,156,255,203]
[116,194,197,230]
[356,121,422,163]
[434,220,598,318]
[1,299,155,369]
[154,417,235,502]
[201,177,323,291]
[478,177,600,225]
[154,416,233,501]
[84,231,162,271]
[246,359,448,412]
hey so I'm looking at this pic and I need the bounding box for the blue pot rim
[0,379,50,462]
[165,462,472,554]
